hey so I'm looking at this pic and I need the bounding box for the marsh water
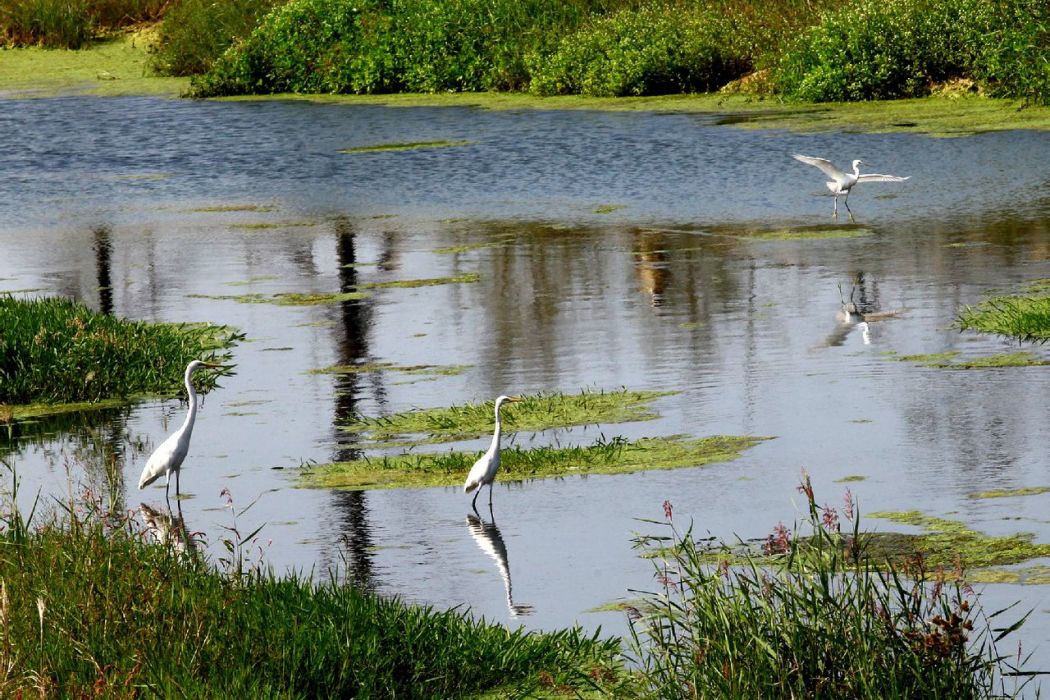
[2,96,1050,667]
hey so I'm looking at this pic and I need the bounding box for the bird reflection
[633,230,670,307]
[466,513,534,618]
[140,502,198,556]
[819,280,905,347]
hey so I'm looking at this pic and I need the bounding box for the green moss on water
[885,350,1050,368]
[342,388,677,445]
[968,486,1050,500]
[309,362,469,377]
[835,475,867,483]
[968,566,1050,585]
[866,510,1050,569]
[190,204,275,213]
[432,241,510,255]
[2,397,129,422]
[593,204,626,214]
[0,31,187,98]
[300,434,769,490]
[187,291,369,305]
[229,221,318,230]
[360,272,481,289]
[338,140,473,153]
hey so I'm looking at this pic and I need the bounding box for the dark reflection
[327,217,386,590]
[466,513,534,618]
[93,225,114,315]
[633,229,670,307]
[140,501,198,556]
[0,405,133,456]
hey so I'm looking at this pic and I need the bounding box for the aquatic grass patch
[956,293,1050,344]
[884,350,1050,368]
[359,272,481,289]
[969,486,1050,500]
[339,140,473,153]
[0,474,622,696]
[0,296,238,406]
[309,362,469,377]
[187,291,369,305]
[866,510,1050,569]
[432,240,510,254]
[341,389,677,445]
[968,566,1050,585]
[628,475,1037,697]
[299,434,769,490]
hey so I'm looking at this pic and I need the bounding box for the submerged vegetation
[0,472,620,696]
[342,389,676,445]
[885,350,1050,368]
[0,296,238,407]
[629,475,1036,698]
[300,434,768,490]
[339,140,473,153]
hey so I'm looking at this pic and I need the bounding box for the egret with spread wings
[793,154,909,219]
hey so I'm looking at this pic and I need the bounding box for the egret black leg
[471,488,481,514]
[844,191,854,221]
[164,475,171,508]
[488,482,494,509]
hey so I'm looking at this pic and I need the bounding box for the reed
[0,467,621,696]
[0,0,167,48]
[628,475,1037,698]
[0,296,239,406]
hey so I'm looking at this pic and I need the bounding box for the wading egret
[793,154,909,218]
[138,360,221,504]
[463,395,520,512]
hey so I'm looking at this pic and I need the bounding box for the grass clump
[0,296,238,406]
[187,291,369,305]
[300,434,769,490]
[0,470,621,696]
[628,474,1037,698]
[956,292,1050,344]
[150,0,280,76]
[885,350,1050,368]
[0,0,167,48]
[342,388,676,445]
[968,486,1050,500]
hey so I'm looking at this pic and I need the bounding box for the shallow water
[2,96,1050,672]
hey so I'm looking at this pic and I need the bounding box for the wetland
[1,90,1049,688]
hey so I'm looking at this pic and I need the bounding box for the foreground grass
[0,485,620,696]
[341,389,676,446]
[629,475,1036,697]
[300,434,769,490]
[0,296,239,408]
[956,282,1050,343]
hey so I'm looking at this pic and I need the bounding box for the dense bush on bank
[184,0,1047,103]
[776,0,1049,103]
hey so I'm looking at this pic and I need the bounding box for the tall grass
[0,296,239,405]
[0,466,620,696]
[628,474,1036,697]
[149,0,279,76]
[0,0,167,48]
[956,295,1050,344]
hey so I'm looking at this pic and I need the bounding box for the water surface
[2,96,1049,670]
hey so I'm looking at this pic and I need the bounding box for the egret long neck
[180,367,199,437]
[488,402,503,452]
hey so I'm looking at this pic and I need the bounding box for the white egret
[463,395,520,512]
[138,360,222,504]
[793,154,909,218]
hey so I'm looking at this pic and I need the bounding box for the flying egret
[463,395,520,512]
[138,360,222,505]
[793,154,909,218]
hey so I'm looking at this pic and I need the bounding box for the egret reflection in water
[140,502,198,555]
[466,513,534,618]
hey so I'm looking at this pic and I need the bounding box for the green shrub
[776,0,1049,104]
[527,3,748,97]
[150,0,280,76]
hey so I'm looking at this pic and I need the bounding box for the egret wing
[856,174,910,183]
[792,154,846,180]
[463,452,491,493]
[138,433,180,489]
